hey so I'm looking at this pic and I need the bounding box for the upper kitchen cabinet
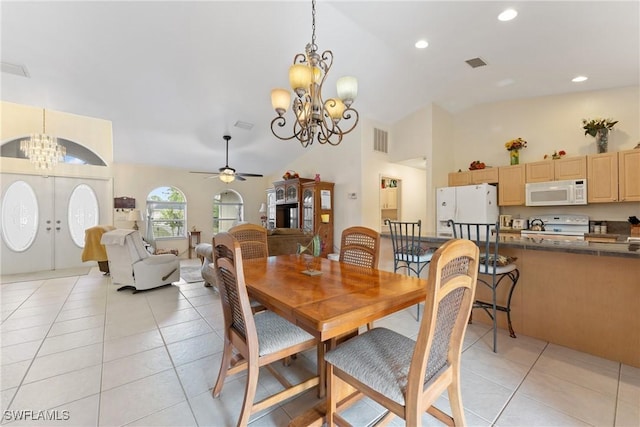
[587,152,618,203]
[526,156,586,183]
[471,168,499,184]
[448,168,498,186]
[618,149,640,202]
[498,164,525,206]
[448,171,470,186]
[555,156,587,181]
[380,177,400,228]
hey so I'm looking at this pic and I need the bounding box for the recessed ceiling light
[572,76,588,83]
[498,9,518,21]
[415,40,429,49]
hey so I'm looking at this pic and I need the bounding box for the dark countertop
[381,232,640,259]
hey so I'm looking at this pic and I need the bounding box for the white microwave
[525,179,587,206]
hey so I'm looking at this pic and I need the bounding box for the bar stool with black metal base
[385,219,434,320]
[448,220,520,352]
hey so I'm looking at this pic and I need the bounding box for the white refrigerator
[436,183,499,238]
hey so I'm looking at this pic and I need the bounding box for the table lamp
[259,203,267,227]
[127,209,142,230]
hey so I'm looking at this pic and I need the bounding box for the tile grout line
[487,341,549,426]
[4,275,87,414]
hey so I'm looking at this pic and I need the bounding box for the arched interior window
[146,186,187,240]
[1,138,107,166]
[213,190,243,233]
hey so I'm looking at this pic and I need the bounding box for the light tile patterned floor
[1,259,639,426]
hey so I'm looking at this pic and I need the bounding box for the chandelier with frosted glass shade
[20,109,66,170]
[270,0,359,148]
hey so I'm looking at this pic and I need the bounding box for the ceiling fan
[190,135,263,183]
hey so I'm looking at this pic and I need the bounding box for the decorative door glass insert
[68,184,99,247]
[1,180,39,252]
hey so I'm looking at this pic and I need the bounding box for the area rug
[180,265,203,283]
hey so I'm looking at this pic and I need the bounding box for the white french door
[1,173,111,275]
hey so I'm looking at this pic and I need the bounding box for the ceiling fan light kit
[190,135,263,183]
[270,0,359,148]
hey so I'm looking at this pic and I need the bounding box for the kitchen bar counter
[381,232,640,259]
[381,231,640,367]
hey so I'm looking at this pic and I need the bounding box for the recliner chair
[101,229,180,292]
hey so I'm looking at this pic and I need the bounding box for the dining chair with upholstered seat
[228,223,269,312]
[339,226,380,330]
[448,220,520,353]
[211,232,319,426]
[324,238,479,427]
[385,219,435,320]
[339,226,380,269]
[228,223,269,259]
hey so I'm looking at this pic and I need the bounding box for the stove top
[520,214,589,237]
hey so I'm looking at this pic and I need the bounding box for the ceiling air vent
[233,120,254,130]
[465,57,487,69]
[373,128,388,153]
[1,62,30,78]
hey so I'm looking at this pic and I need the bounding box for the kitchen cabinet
[555,156,587,180]
[525,160,553,182]
[301,181,334,257]
[380,187,398,209]
[587,152,618,203]
[498,164,525,206]
[448,171,470,186]
[471,168,499,184]
[618,149,640,202]
[448,168,498,186]
[526,156,586,183]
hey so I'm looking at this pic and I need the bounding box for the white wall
[451,86,639,171]
[392,86,640,225]
[112,163,270,256]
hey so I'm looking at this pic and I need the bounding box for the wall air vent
[373,128,388,154]
[1,62,30,78]
[465,57,487,68]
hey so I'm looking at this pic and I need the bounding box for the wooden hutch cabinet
[272,178,313,228]
[301,181,334,257]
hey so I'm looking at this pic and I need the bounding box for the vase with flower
[505,138,527,165]
[582,118,617,154]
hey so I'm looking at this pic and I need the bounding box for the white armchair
[101,229,180,292]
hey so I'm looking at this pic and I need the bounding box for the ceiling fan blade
[236,172,263,177]
[235,175,247,181]
[190,171,219,175]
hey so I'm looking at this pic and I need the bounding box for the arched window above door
[1,137,107,166]
[146,186,187,240]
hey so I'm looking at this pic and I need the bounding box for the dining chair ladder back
[211,232,319,426]
[385,219,434,320]
[228,223,269,259]
[339,226,381,330]
[447,220,520,353]
[324,238,480,427]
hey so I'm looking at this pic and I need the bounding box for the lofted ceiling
[1,1,638,176]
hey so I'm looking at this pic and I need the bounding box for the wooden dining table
[242,254,430,426]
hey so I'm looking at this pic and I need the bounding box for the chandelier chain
[311,0,316,49]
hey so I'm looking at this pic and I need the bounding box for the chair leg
[448,369,466,426]
[326,364,336,427]
[491,286,498,353]
[212,339,234,397]
[238,360,259,427]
